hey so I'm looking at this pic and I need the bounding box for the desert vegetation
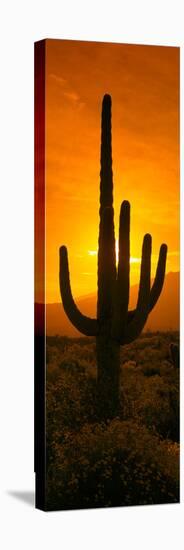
[46,331,179,510]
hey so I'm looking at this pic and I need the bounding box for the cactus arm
[112,201,130,339]
[126,242,167,325]
[121,234,152,344]
[149,243,167,310]
[118,200,130,320]
[59,246,98,336]
[97,94,116,321]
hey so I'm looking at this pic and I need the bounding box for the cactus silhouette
[59,94,167,418]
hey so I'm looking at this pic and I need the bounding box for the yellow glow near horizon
[88,241,141,266]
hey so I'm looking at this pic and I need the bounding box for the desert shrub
[47,335,69,352]
[120,359,179,442]
[46,368,99,477]
[46,420,179,510]
[55,342,96,371]
[46,332,180,509]
[46,370,98,444]
[123,360,137,370]
[142,363,161,377]
[120,368,143,419]
[135,375,179,442]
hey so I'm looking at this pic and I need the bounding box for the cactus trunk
[96,95,120,418]
[97,330,120,418]
[59,94,168,420]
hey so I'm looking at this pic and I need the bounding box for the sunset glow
[88,241,141,266]
[38,40,180,303]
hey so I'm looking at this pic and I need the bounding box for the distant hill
[35,271,179,337]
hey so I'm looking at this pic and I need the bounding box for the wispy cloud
[49,73,66,85]
[49,72,85,110]
[64,91,80,102]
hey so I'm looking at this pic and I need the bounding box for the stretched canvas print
[34,39,180,511]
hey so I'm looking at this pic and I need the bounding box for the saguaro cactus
[59,94,167,418]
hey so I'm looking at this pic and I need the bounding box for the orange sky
[44,39,179,303]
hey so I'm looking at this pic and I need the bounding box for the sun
[115,239,141,265]
[88,240,141,266]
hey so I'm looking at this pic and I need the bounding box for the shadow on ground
[7,491,34,507]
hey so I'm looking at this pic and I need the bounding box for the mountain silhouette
[35,271,179,337]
